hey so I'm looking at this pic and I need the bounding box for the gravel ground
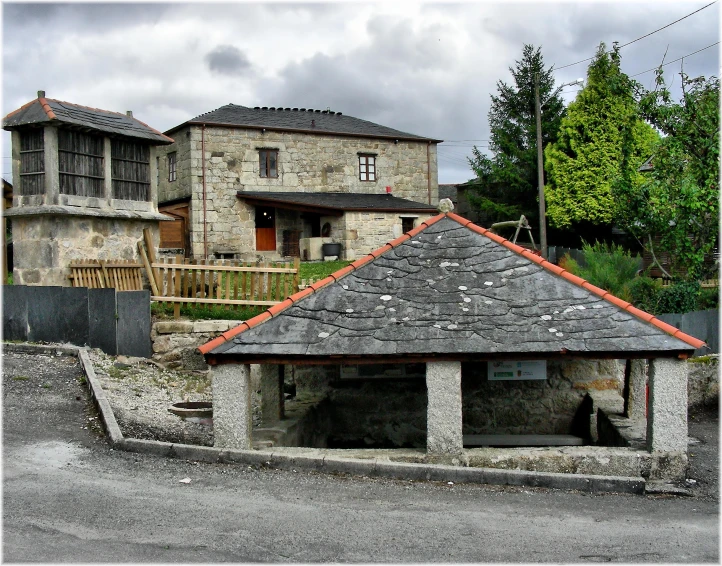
[86,348,245,447]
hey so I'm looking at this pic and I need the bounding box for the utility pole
[534,72,548,260]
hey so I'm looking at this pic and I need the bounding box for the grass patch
[12,375,29,381]
[299,260,351,281]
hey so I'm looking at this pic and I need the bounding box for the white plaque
[488,360,547,380]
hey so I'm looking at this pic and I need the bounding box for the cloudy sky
[2,1,720,185]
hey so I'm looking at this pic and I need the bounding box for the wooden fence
[145,255,300,318]
[658,278,719,289]
[68,259,144,290]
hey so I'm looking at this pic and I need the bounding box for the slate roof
[438,184,458,202]
[3,97,174,144]
[201,213,704,362]
[168,103,441,143]
[238,191,437,213]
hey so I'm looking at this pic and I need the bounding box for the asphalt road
[3,351,719,563]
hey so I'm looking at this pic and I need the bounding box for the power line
[555,1,717,70]
[630,41,720,77]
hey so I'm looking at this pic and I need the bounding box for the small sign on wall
[488,360,547,380]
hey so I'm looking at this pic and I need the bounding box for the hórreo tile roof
[3,97,174,144]
[200,213,704,362]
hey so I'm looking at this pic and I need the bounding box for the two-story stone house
[157,104,440,261]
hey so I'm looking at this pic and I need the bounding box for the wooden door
[255,206,276,251]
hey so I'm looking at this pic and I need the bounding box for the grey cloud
[205,45,252,76]
[3,3,171,34]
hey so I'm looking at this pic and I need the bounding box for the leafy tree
[466,45,565,228]
[544,43,659,229]
[614,68,719,281]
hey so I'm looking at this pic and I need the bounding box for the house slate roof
[238,191,437,213]
[200,213,704,362]
[167,103,442,143]
[438,184,458,202]
[3,97,174,144]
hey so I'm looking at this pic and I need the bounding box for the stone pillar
[624,359,647,419]
[647,358,688,452]
[11,131,20,204]
[426,361,463,455]
[149,146,159,209]
[43,126,59,206]
[103,138,113,203]
[260,364,283,424]
[211,362,252,450]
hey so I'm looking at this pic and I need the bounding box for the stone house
[199,207,704,480]
[156,104,440,261]
[3,92,173,286]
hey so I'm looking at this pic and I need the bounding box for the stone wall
[156,125,438,259]
[339,211,433,261]
[11,215,160,287]
[687,356,719,411]
[290,359,624,447]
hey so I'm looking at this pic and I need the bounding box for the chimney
[37,90,45,98]
[126,111,133,117]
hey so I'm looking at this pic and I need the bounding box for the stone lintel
[3,205,170,221]
[426,360,463,455]
[647,358,688,452]
[212,363,252,450]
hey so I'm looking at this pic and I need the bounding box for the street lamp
[534,76,584,259]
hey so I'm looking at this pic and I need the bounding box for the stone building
[157,104,440,260]
[199,210,704,480]
[3,92,173,286]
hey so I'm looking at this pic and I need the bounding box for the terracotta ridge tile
[309,275,336,291]
[331,265,356,281]
[267,298,294,317]
[244,311,272,330]
[350,255,375,270]
[290,286,315,303]
[450,214,706,350]
[369,244,393,258]
[387,233,411,248]
[38,98,57,120]
[197,321,250,354]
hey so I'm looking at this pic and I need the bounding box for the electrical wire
[555,1,717,70]
[630,41,720,77]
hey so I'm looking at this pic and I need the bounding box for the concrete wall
[157,125,438,259]
[3,286,151,357]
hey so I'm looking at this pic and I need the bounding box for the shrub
[629,276,662,314]
[656,281,701,314]
[562,240,641,302]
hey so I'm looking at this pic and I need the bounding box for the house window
[259,149,278,178]
[359,154,376,182]
[401,217,416,233]
[168,152,177,182]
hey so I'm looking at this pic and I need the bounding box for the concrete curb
[5,342,647,495]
